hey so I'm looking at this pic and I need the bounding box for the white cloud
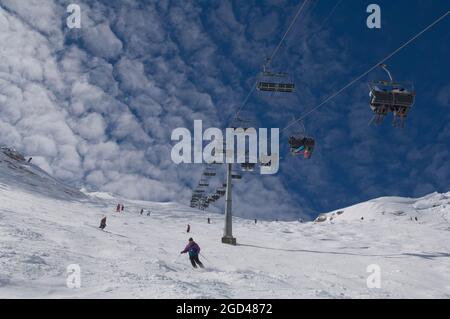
[82,22,123,59]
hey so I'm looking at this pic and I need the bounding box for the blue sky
[0,0,448,220]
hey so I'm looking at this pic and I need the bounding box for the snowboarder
[140,208,144,215]
[99,217,107,230]
[116,204,121,212]
[180,238,204,268]
[186,224,191,233]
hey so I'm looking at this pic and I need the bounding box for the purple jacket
[181,242,200,256]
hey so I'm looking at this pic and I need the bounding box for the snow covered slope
[0,146,85,200]
[0,148,449,298]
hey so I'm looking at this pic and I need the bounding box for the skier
[121,204,124,212]
[207,218,210,224]
[186,224,191,233]
[180,238,204,268]
[254,219,257,224]
[147,211,151,216]
[99,217,107,230]
[27,157,32,163]
[116,204,121,212]
[140,208,144,215]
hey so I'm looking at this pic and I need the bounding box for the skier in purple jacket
[180,238,204,268]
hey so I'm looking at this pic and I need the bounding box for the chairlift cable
[282,9,450,133]
[266,0,311,68]
[313,0,343,35]
[231,82,257,123]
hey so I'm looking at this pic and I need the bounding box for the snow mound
[318,193,450,225]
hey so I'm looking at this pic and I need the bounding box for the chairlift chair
[369,64,415,127]
[198,179,209,187]
[203,169,216,177]
[241,162,256,171]
[289,136,315,159]
[256,59,295,93]
[230,116,257,130]
[231,172,242,180]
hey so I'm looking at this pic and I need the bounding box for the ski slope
[0,147,449,298]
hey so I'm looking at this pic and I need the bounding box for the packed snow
[0,147,449,298]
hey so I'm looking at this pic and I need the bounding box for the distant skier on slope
[116,204,121,212]
[99,217,107,230]
[27,157,32,163]
[140,208,144,215]
[186,224,191,233]
[180,238,204,268]
[121,204,124,212]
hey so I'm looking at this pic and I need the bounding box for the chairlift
[203,169,216,177]
[230,116,257,130]
[198,179,209,187]
[288,120,315,159]
[231,172,242,180]
[369,64,415,127]
[256,59,295,93]
[240,151,257,171]
[288,136,315,159]
[241,162,256,171]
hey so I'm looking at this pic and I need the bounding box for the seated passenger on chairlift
[289,136,315,159]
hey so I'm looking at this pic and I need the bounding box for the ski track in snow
[1,149,450,298]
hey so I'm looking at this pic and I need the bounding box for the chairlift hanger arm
[379,64,393,82]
